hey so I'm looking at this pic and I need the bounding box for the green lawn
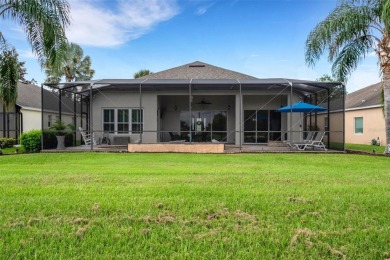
[0,153,389,259]
[0,146,26,155]
[345,143,386,154]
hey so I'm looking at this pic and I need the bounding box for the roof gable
[140,61,258,80]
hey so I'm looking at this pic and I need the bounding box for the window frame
[354,117,363,134]
[102,108,143,134]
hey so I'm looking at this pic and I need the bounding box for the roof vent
[189,64,206,68]
[361,99,365,103]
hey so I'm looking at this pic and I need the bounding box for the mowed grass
[0,153,389,259]
[346,143,386,154]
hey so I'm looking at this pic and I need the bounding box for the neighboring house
[0,81,82,141]
[345,82,385,145]
[43,61,343,149]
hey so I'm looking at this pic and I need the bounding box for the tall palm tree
[0,0,70,109]
[44,42,95,83]
[134,69,153,79]
[305,0,390,152]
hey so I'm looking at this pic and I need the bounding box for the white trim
[346,104,383,111]
[102,107,143,134]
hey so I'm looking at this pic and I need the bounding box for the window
[244,110,281,143]
[103,109,115,133]
[131,109,143,134]
[118,109,129,133]
[102,108,143,134]
[48,115,52,127]
[324,117,329,134]
[354,117,363,134]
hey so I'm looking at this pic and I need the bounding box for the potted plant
[50,120,69,150]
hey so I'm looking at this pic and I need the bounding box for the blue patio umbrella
[276,101,327,113]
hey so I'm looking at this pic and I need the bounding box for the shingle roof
[140,61,258,80]
[16,81,76,113]
[346,82,383,109]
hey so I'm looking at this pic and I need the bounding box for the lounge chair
[79,127,97,145]
[285,131,316,148]
[293,132,327,151]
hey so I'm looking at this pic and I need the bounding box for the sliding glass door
[244,110,281,143]
[179,111,227,142]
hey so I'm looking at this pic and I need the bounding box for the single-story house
[316,82,385,146]
[0,81,82,141]
[42,61,345,150]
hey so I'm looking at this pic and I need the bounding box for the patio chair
[169,132,181,141]
[285,131,316,148]
[293,131,326,151]
[79,127,97,146]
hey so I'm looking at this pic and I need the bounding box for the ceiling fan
[194,97,212,105]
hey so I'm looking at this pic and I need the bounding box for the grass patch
[0,146,26,155]
[346,143,385,154]
[0,153,389,258]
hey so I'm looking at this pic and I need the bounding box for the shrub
[0,138,16,149]
[20,130,42,152]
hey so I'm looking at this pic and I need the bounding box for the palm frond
[381,0,390,35]
[0,0,70,67]
[305,3,377,67]
[331,35,373,81]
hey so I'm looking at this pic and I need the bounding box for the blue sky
[0,0,381,92]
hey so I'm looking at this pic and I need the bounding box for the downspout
[189,79,193,144]
[41,84,44,151]
[237,79,242,151]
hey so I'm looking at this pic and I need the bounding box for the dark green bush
[20,130,42,152]
[0,138,16,148]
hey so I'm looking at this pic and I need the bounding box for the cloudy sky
[0,0,381,93]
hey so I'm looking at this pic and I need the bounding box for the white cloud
[67,0,179,47]
[195,2,216,15]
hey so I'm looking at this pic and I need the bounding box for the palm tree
[0,0,70,109]
[44,42,95,83]
[0,0,70,69]
[134,69,153,79]
[0,47,19,109]
[305,0,390,152]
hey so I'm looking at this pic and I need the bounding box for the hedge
[20,130,41,152]
[0,138,16,149]
[19,130,74,151]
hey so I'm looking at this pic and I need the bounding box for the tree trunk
[379,32,390,153]
[383,74,390,153]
